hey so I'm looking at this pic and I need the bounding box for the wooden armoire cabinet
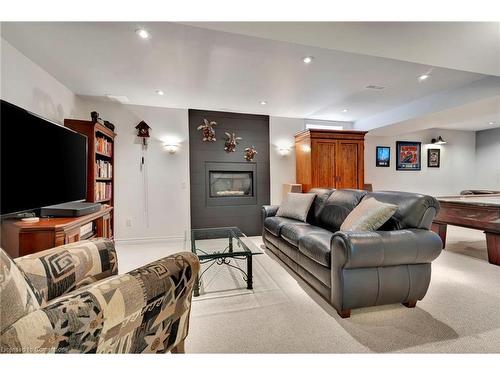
[295,129,367,192]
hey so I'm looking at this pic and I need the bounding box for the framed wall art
[396,141,421,171]
[427,148,441,168]
[376,146,390,167]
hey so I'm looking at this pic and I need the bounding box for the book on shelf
[95,160,113,178]
[95,182,112,201]
[96,136,113,155]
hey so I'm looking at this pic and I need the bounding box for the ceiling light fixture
[136,28,150,39]
[488,121,495,125]
[156,90,164,96]
[302,56,314,64]
[431,136,447,145]
[418,74,430,82]
[260,100,267,105]
[342,109,348,113]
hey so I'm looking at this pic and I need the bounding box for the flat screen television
[1,100,87,216]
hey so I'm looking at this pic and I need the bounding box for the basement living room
[1,3,499,372]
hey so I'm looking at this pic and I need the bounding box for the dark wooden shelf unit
[295,129,367,191]
[64,119,116,234]
[1,206,113,258]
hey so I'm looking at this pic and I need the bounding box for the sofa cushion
[364,191,440,230]
[281,223,330,247]
[281,223,314,247]
[306,188,335,225]
[0,248,41,331]
[318,189,367,232]
[276,193,316,222]
[264,216,302,237]
[298,231,333,267]
[340,197,398,231]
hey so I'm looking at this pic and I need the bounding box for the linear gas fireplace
[205,162,257,206]
[209,171,253,197]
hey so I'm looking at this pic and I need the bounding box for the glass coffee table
[190,227,262,297]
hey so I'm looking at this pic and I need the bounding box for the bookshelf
[64,119,116,236]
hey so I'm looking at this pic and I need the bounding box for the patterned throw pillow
[0,248,41,331]
[340,197,398,231]
[276,193,316,222]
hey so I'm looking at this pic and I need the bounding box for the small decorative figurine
[104,120,115,131]
[197,119,217,142]
[135,121,151,145]
[224,132,242,153]
[244,145,258,161]
[91,111,99,123]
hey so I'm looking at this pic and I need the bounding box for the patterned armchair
[0,238,199,353]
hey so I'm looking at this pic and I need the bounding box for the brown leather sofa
[262,189,442,318]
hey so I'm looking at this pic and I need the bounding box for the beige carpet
[116,225,500,353]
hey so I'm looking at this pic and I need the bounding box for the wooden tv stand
[1,206,113,258]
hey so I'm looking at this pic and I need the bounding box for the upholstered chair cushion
[14,238,118,306]
[0,248,41,332]
[276,193,316,222]
[1,252,199,353]
[340,197,398,231]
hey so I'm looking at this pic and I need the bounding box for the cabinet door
[312,140,336,188]
[65,228,80,244]
[336,141,362,189]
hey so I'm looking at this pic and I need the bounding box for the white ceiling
[0,22,497,129]
[185,22,500,76]
[368,95,500,136]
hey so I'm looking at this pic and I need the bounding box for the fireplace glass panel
[209,171,253,197]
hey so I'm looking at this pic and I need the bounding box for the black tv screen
[1,100,87,216]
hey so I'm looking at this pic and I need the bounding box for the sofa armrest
[331,229,442,269]
[1,252,200,354]
[14,238,118,306]
[262,205,279,219]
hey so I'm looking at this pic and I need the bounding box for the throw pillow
[340,197,398,231]
[276,193,316,222]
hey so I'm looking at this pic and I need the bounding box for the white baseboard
[114,236,186,245]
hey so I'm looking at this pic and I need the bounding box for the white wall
[365,128,476,196]
[269,117,305,204]
[78,99,190,242]
[475,127,500,190]
[0,38,84,124]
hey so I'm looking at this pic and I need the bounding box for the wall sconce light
[164,144,179,154]
[278,147,291,156]
[431,136,447,145]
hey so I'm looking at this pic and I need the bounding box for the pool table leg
[431,222,447,249]
[485,232,500,266]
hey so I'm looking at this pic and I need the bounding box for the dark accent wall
[189,109,270,236]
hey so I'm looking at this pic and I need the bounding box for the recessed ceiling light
[365,85,385,90]
[136,28,150,39]
[342,109,348,113]
[302,56,314,64]
[156,90,164,96]
[260,100,267,105]
[418,74,430,82]
[488,121,495,125]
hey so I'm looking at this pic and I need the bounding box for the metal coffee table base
[193,253,253,297]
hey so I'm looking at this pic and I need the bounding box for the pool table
[432,194,500,266]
